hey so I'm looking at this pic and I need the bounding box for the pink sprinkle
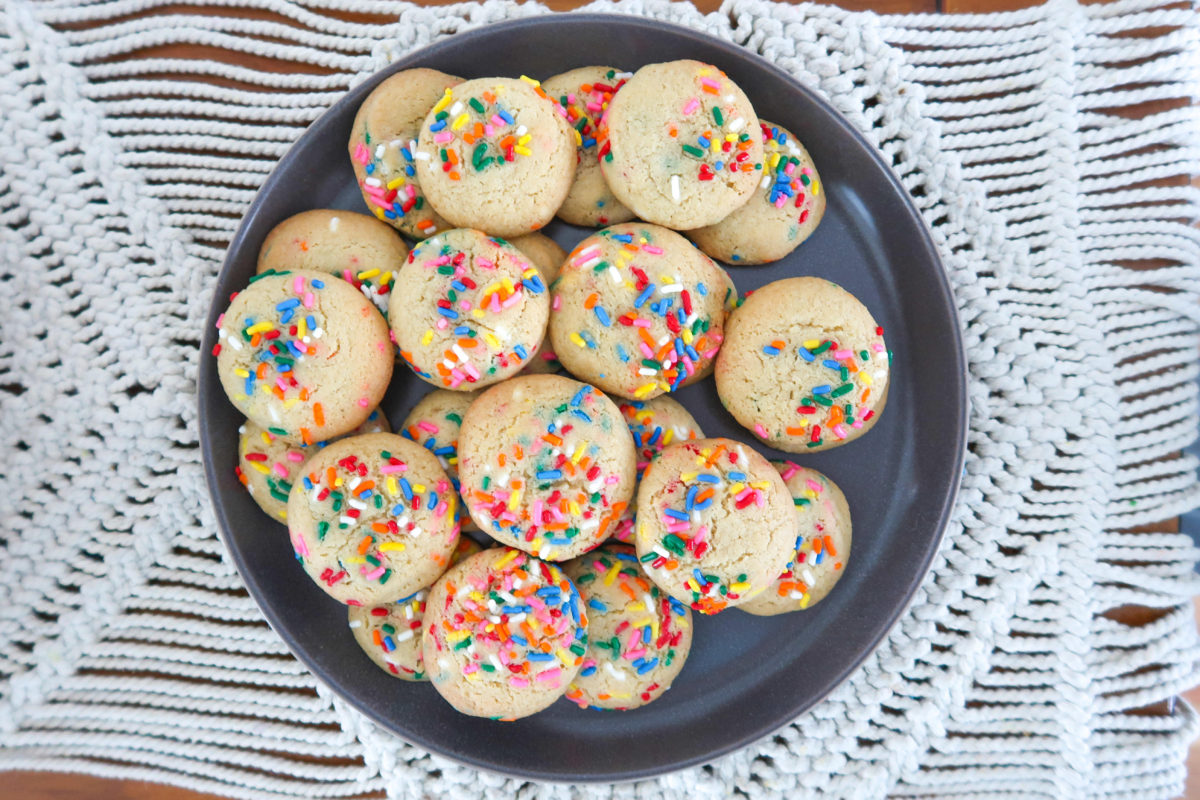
[833,424,850,439]
[851,420,864,429]
[700,77,721,90]
[754,423,769,438]
[780,462,799,480]
[535,668,561,684]
[417,421,439,433]
[626,647,646,661]
[642,245,664,255]
[488,294,502,313]
[458,299,471,311]
[490,114,506,127]
[286,451,305,463]
[362,565,386,581]
[581,658,597,670]
[693,525,708,544]
[275,377,289,392]
[834,349,852,359]
[784,162,796,176]
[347,599,362,607]
[353,142,371,165]
[341,269,354,283]
[735,487,754,503]
[638,342,654,358]
[604,474,620,484]
[380,463,407,474]
[552,295,562,311]
[462,663,479,675]
[806,479,823,493]
[571,245,601,266]
[632,318,652,329]
[272,462,288,478]
[293,276,305,295]
[215,312,224,329]
[477,258,495,270]
[872,343,886,352]
[436,318,449,330]
[774,196,787,209]
[436,479,449,492]
[429,256,451,267]
[433,131,453,144]
[448,369,466,388]
[358,397,369,408]
[303,292,315,309]
[664,521,690,534]
[500,293,522,310]
[461,362,481,380]
[509,677,531,688]
[682,97,700,115]
[628,628,642,648]
[290,529,309,558]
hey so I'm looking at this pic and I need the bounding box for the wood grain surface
[12,0,1195,797]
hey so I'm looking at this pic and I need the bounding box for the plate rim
[199,12,968,783]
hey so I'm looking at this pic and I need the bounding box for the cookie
[399,389,479,530]
[600,60,763,230]
[610,395,705,543]
[286,433,460,605]
[740,463,851,615]
[542,66,636,227]
[236,409,390,522]
[348,68,460,238]
[563,544,692,710]
[215,270,393,440]
[509,232,567,375]
[347,537,481,681]
[687,121,825,265]
[549,223,735,400]
[634,438,795,615]
[715,277,890,452]
[389,229,550,390]
[422,547,588,719]
[457,375,637,561]
[255,210,409,315]
[414,77,576,238]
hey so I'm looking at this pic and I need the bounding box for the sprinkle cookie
[287,433,461,605]
[457,375,637,561]
[600,60,763,229]
[400,389,480,530]
[542,66,635,227]
[509,232,569,375]
[237,408,390,522]
[422,547,588,719]
[347,537,481,681]
[740,463,851,615]
[348,68,461,238]
[215,270,393,440]
[415,77,576,238]
[256,210,409,317]
[634,437,795,615]
[389,229,550,390]
[687,121,826,265]
[715,277,890,452]
[563,543,692,710]
[549,223,735,400]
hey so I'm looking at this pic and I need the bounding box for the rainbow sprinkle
[664,66,759,191]
[769,463,845,609]
[423,82,552,183]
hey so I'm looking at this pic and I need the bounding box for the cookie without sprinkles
[563,543,692,710]
[600,59,763,229]
[549,222,736,400]
[687,121,826,265]
[715,277,891,452]
[542,66,636,227]
[457,375,637,561]
[422,547,588,719]
[634,437,795,614]
[348,68,460,239]
[286,433,461,605]
[415,77,576,238]
[214,270,393,440]
[389,229,550,390]
[739,463,851,615]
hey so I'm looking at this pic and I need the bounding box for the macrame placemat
[3,0,1200,796]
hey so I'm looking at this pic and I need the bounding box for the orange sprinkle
[702,84,719,94]
[299,387,310,402]
[463,133,476,145]
[356,481,376,497]
[813,536,825,554]
[326,467,338,487]
[770,339,786,350]
[372,629,383,646]
[544,522,569,531]
[457,338,478,348]
[619,582,636,600]
[498,453,506,467]
[255,363,268,380]
[250,333,262,348]
[483,91,496,103]
[824,535,837,557]
[357,536,373,555]
[300,427,314,446]
[695,488,714,504]
[500,135,516,149]
[861,388,872,403]
[299,240,309,252]
[448,170,460,181]
[416,219,434,231]
[584,293,598,310]
[447,149,459,166]
[312,403,325,427]
[828,406,845,427]
[668,125,678,138]
[664,558,679,570]
[786,426,806,435]
[514,444,524,459]
[271,386,285,400]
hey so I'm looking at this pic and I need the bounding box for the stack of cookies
[212,59,887,720]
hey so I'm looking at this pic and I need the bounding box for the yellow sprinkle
[663,429,675,445]
[513,146,532,157]
[729,482,746,495]
[378,542,406,552]
[421,330,434,346]
[386,176,405,190]
[472,309,485,319]
[452,113,469,131]
[480,332,499,349]
[379,272,392,285]
[556,648,572,666]
[750,480,771,490]
[372,206,386,220]
[860,372,874,386]
[494,549,519,569]
[730,582,751,592]
[804,489,818,500]
[387,477,399,497]
[282,398,298,409]
[632,616,653,628]
[568,501,580,516]
[681,328,694,345]
[680,472,698,482]
[501,277,514,294]
[803,339,821,349]
[573,129,582,146]
[633,383,657,398]
[297,317,307,338]
[345,556,365,565]
[507,489,521,511]
[570,332,586,348]
[357,269,381,280]
[517,135,532,146]
[519,75,541,86]
[522,268,538,279]
[258,432,271,445]
[249,462,269,475]
[278,510,288,520]
[686,579,701,593]
[629,603,646,612]
[234,368,250,378]
[571,443,586,463]
[432,88,454,114]
[799,595,811,610]
[445,629,470,643]
[768,153,781,170]
[812,178,821,196]
[245,321,274,335]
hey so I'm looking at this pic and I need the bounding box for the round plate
[199,15,966,783]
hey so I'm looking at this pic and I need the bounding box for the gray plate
[199,15,967,783]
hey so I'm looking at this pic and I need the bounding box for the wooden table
[10,0,1195,797]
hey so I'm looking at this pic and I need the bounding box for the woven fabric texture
[2,0,1200,797]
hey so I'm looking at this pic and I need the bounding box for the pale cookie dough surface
[600,60,763,230]
[740,463,851,615]
[347,537,481,681]
[687,121,826,265]
[215,270,393,440]
[635,437,795,615]
[348,68,460,238]
[563,544,692,710]
[389,229,550,390]
[542,66,635,227]
[399,389,480,531]
[715,277,890,453]
[610,395,705,543]
[457,375,637,561]
[509,232,569,375]
[237,409,389,522]
[415,77,576,238]
[256,210,409,315]
[549,223,735,400]
[422,547,588,719]
[287,433,461,605]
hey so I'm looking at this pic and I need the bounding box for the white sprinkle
[375,144,386,159]
[607,264,622,285]
[394,630,414,643]
[580,516,600,530]
[605,662,628,681]
[268,405,280,423]
[724,93,734,103]
[509,612,527,623]
[660,283,683,294]
[670,174,681,204]
[449,101,463,116]
[638,368,656,376]
[614,71,633,79]
[349,620,362,629]
[414,150,431,161]
[339,516,355,526]
[365,177,382,188]
[729,117,745,132]
[329,215,340,232]
[516,124,528,136]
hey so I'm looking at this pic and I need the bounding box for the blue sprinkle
[614,551,638,562]
[616,343,630,363]
[685,485,698,511]
[636,658,658,675]
[383,209,397,219]
[696,282,708,296]
[358,489,372,500]
[693,568,706,583]
[588,598,608,612]
[433,446,454,457]
[674,338,685,356]
[429,119,446,132]
[594,306,612,327]
[510,634,529,647]
[302,476,313,490]
[498,108,515,125]
[812,385,832,395]
[536,586,560,598]
[404,165,415,177]
[391,504,405,516]
[822,359,840,370]
[581,665,597,677]
[524,276,545,294]
[581,331,597,349]
[306,315,316,330]
[454,325,471,335]
[693,497,713,511]
[276,298,300,311]
[685,345,700,361]
[399,478,413,502]
[286,340,304,357]
[571,409,592,422]
[697,136,710,148]
[436,306,459,319]
[668,597,687,616]
[514,344,528,359]
[763,345,781,356]
[451,280,467,291]
[536,469,563,481]
[365,163,375,174]
[664,509,689,521]
[649,426,662,445]
[728,471,747,481]
[382,635,394,651]
[311,279,325,288]
[798,347,816,362]
[634,284,655,308]
[502,605,531,614]
[696,474,720,484]
[428,493,438,510]
[570,386,591,407]
[243,376,254,394]
[612,233,633,243]
[582,137,596,148]
[714,161,724,171]
[400,146,413,161]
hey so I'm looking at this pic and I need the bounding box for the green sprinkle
[469,97,486,114]
[639,552,657,563]
[661,534,686,555]
[482,475,490,490]
[439,148,448,163]
[447,412,462,424]
[641,359,661,370]
[382,623,396,635]
[454,637,471,651]
[795,497,811,506]
[831,383,854,398]
[269,485,290,503]
[380,451,392,460]
[268,427,289,436]
[480,663,496,672]
[712,106,724,126]
[812,341,832,355]
[813,394,833,407]
[576,573,596,583]
[415,197,425,210]
[682,144,705,158]
[569,643,586,656]
[317,521,329,540]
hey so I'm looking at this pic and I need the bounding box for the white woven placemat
[3,0,1200,796]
